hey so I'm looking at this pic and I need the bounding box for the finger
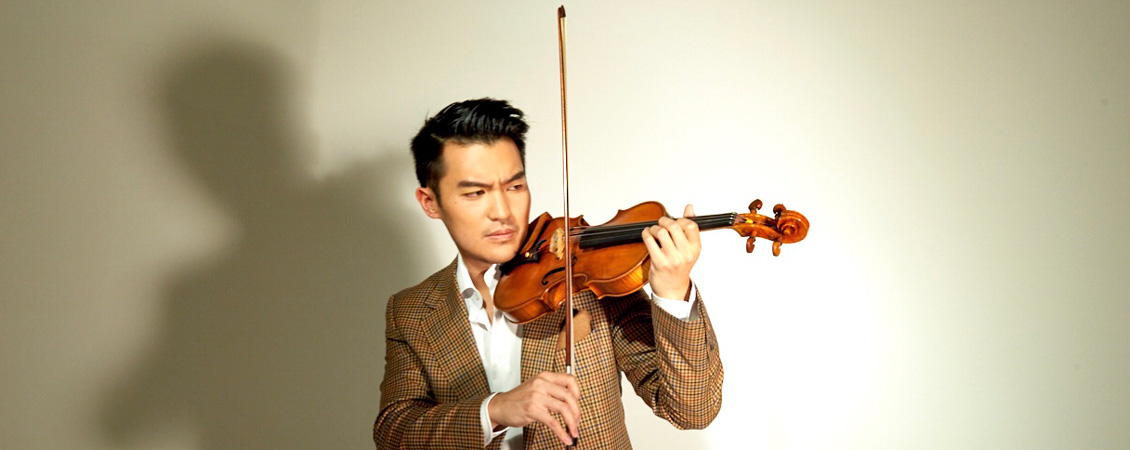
[538,376,581,427]
[540,377,583,416]
[680,205,699,235]
[536,373,582,420]
[667,218,691,253]
[534,408,574,446]
[545,396,579,439]
[538,372,578,391]
[642,228,669,268]
[559,386,582,436]
[543,373,582,438]
[563,374,581,407]
[656,216,682,247]
[678,205,701,253]
[678,220,701,254]
[682,216,701,248]
[652,224,678,259]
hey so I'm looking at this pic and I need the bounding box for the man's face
[417,137,531,273]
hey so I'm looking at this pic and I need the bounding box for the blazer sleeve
[373,295,492,449]
[612,288,724,429]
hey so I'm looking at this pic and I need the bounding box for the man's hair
[410,98,529,198]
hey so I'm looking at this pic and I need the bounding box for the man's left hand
[642,204,701,300]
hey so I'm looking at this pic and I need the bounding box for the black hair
[410,98,529,198]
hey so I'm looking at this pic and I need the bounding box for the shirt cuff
[644,283,701,321]
[479,393,507,447]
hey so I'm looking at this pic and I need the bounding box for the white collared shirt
[455,255,699,449]
[456,255,525,449]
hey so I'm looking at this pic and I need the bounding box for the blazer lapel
[422,261,491,401]
[520,306,565,380]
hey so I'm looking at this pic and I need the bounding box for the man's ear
[416,187,442,219]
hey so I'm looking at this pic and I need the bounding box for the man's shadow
[101,41,424,449]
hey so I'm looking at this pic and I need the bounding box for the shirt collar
[455,254,501,325]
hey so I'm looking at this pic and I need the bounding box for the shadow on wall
[101,41,422,449]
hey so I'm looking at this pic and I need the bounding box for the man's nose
[488,190,511,220]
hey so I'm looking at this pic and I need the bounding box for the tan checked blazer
[374,261,723,449]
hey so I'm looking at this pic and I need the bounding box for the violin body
[496,202,666,323]
[495,200,809,324]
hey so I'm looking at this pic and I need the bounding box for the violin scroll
[734,198,810,256]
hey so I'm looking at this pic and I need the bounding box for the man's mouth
[487,229,516,241]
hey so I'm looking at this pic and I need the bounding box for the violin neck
[577,213,738,249]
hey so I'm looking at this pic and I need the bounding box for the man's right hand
[488,371,581,446]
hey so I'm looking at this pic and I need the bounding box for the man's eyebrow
[455,170,526,189]
[505,170,527,184]
[455,180,491,189]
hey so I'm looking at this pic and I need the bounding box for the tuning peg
[773,203,785,218]
[746,237,756,253]
[749,199,763,213]
[772,241,782,256]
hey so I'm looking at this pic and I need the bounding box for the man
[374,99,722,449]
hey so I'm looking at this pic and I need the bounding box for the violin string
[572,213,736,236]
[576,217,737,245]
[577,213,739,248]
[574,213,737,237]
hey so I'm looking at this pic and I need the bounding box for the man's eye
[508,184,525,191]
[464,190,484,199]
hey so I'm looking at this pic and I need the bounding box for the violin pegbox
[734,198,810,256]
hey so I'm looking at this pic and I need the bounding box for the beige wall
[2,1,1128,449]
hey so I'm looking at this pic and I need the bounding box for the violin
[495,199,809,324]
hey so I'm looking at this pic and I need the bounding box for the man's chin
[488,244,522,265]
[493,250,520,265]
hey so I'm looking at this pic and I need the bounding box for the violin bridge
[550,228,567,260]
